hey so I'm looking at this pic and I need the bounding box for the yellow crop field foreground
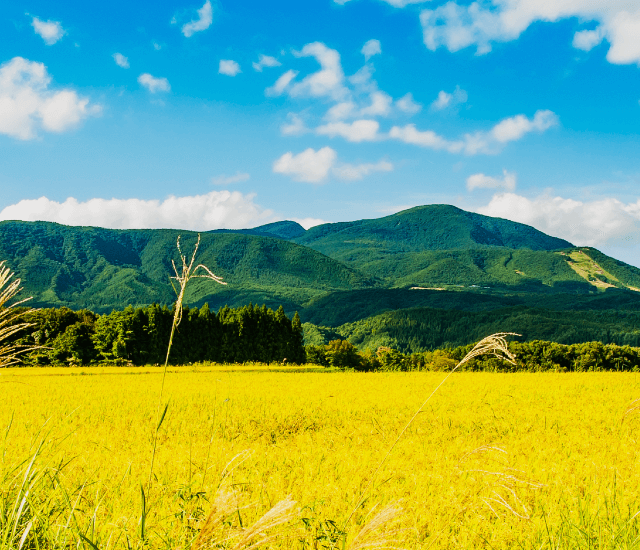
[2,367,640,549]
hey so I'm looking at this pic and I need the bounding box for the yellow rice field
[2,367,640,549]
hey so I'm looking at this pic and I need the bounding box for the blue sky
[1,0,640,265]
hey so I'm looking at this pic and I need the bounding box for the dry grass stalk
[344,333,519,528]
[347,501,404,550]
[192,492,297,550]
[0,260,36,367]
[148,235,227,490]
[622,397,640,422]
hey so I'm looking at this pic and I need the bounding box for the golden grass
[2,368,640,548]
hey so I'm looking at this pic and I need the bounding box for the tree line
[306,339,640,372]
[12,303,305,365]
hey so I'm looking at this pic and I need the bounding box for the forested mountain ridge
[0,220,374,313]
[3,205,640,333]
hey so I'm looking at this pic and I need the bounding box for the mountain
[0,220,373,313]
[293,204,571,253]
[4,205,640,347]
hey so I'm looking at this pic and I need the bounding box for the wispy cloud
[430,85,467,111]
[138,73,171,93]
[0,57,100,140]
[273,147,392,183]
[112,53,129,69]
[252,54,281,72]
[361,39,381,61]
[316,119,380,142]
[265,69,298,96]
[466,169,516,191]
[219,60,241,76]
[211,172,250,185]
[390,109,558,154]
[30,15,65,45]
[181,0,213,37]
[273,147,338,183]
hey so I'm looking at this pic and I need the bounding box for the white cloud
[325,101,356,120]
[361,39,382,61]
[293,217,327,229]
[420,1,640,65]
[430,85,467,111]
[0,191,274,231]
[273,147,337,183]
[153,41,162,51]
[390,109,558,154]
[332,160,393,181]
[466,169,517,191]
[289,42,347,100]
[211,172,250,185]
[573,27,605,51]
[334,0,428,5]
[219,60,241,76]
[113,53,129,69]
[476,192,640,249]
[280,113,307,136]
[30,16,64,45]
[252,54,281,72]
[316,119,380,142]
[359,90,393,117]
[389,124,464,152]
[489,109,558,144]
[0,57,99,140]
[138,73,170,93]
[181,0,213,37]
[265,69,298,96]
[396,92,422,114]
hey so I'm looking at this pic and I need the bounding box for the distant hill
[0,220,373,313]
[209,220,306,240]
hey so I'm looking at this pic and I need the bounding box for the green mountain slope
[293,204,571,255]
[0,221,374,313]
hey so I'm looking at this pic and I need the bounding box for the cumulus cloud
[113,53,129,68]
[273,147,337,183]
[0,57,100,140]
[30,16,65,45]
[219,60,241,76]
[361,39,382,61]
[0,191,274,231]
[420,0,640,65]
[265,69,298,96]
[252,54,281,72]
[476,192,640,249]
[289,42,347,100]
[430,85,467,111]
[332,160,393,181]
[211,172,250,185]
[316,119,380,142]
[466,169,517,191]
[181,0,213,37]
[389,109,558,154]
[396,92,422,114]
[138,73,170,93]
